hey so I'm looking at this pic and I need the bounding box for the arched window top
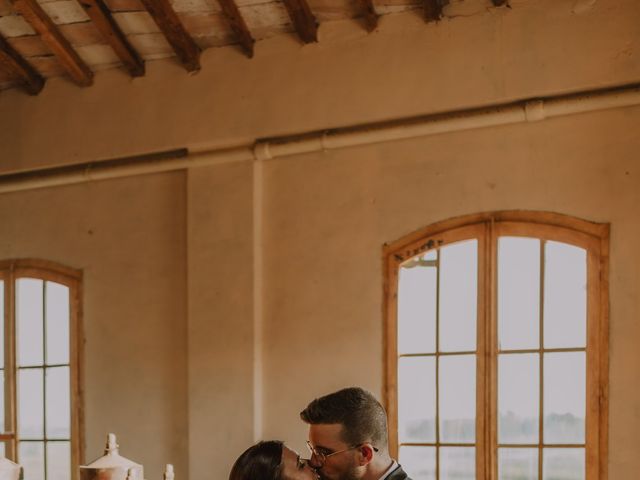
[0,259,81,285]
[384,211,608,267]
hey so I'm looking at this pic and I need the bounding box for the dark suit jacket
[387,465,413,480]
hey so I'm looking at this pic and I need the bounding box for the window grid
[16,281,72,480]
[384,213,608,480]
[496,240,587,479]
[397,247,479,479]
[0,260,82,480]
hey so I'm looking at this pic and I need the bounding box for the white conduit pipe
[0,147,255,193]
[1,84,639,194]
[252,156,264,442]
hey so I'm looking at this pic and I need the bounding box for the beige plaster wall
[262,105,640,480]
[187,163,255,480]
[0,173,188,480]
[0,0,638,479]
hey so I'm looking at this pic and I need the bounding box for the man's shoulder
[388,465,413,480]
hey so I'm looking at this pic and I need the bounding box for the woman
[229,440,319,480]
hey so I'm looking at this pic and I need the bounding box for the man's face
[308,423,361,480]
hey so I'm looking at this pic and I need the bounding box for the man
[300,387,413,480]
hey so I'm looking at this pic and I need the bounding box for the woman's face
[281,446,320,480]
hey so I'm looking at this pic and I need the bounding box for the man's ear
[357,444,375,466]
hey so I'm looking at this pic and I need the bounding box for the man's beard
[319,465,360,480]
[338,466,360,480]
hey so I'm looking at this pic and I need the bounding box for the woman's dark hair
[229,440,284,480]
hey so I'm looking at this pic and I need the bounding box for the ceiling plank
[281,0,318,43]
[77,0,145,76]
[357,0,378,32]
[424,0,447,22]
[10,0,94,86]
[139,0,201,71]
[0,33,44,94]
[217,0,254,58]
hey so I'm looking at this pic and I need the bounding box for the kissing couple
[229,387,412,480]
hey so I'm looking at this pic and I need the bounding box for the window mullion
[42,281,48,480]
[474,222,488,480]
[539,240,546,480]
[435,248,440,480]
[6,267,17,461]
[487,219,498,480]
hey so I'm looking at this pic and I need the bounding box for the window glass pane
[498,237,540,350]
[499,448,538,480]
[19,442,45,480]
[398,263,436,354]
[0,280,4,369]
[544,242,586,349]
[542,448,584,480]
[18,369,44,439]
[46,367,70,439]
[398,357,435,443]
[45,282,70,365]
[439,240,477,352]
[440,447,475,480]
[423,250,437,261]
[544,352,585,444]
[47,442,71,480]
[17,279,44,367]
[440,355,475,443]
[399,446,435,480]
[499,353,539,444]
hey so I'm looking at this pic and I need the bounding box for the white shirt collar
[378,460,399,480]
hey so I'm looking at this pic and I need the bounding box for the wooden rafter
[10,0,93,86]
[0,33,44,94]
[139,0,201,71]
[281,0,318,43]
[357,0,378,32]
[217,0,255,58]
[424,0,447,22]
[77,0,145,76]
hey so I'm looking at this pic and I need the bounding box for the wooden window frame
[383,211,609,480]
[0,259,84,480]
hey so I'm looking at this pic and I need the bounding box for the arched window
[384,212,608,480]
[0,260,82,480]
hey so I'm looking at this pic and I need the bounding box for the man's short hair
[300,387,389,449]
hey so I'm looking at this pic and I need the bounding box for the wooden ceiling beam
[424,0,447,22]
[77,0,144,76]
[217,0,254,58]
[281,0,318,43]
[0,33,44,94]
[357,0,378,32]
[139,0,201,71]
[10,0,93,86]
